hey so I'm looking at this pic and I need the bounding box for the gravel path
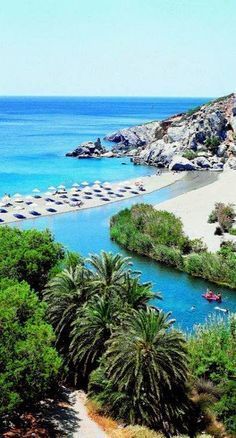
[70,390,108,438]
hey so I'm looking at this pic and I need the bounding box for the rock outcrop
[106,93,236,171]
[66,138,108,158]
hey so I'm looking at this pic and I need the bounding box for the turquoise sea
[2,96,236,329]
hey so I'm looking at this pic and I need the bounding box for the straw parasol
[48,186,56,191]
[32,188,40,193]
[81,181,89,186]
[58,184,66,189]
[72,183,79,187]
[94,180,101,185]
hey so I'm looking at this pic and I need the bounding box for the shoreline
[155,170,236,252]
[0,172,184,225]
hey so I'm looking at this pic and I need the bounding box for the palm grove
[0,226,235,436]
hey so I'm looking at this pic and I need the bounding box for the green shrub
[188,316,236,433]
[208,202,235,232]
[205,136,221,153]
[153,244,183,268]
[229,227,236,235]
[208,210,218,224]
[182,150,198,160]
[0,278,62,416]
[0,227,64,292]
[184,252,228,284]
[189,238,207,253]
[111,204,188,254]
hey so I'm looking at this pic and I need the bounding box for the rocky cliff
[105,93,236,171]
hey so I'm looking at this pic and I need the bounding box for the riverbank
[0,172,184,225]
[155,170,236,252]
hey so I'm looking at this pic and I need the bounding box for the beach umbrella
[92,184,101,190]
[48,186,56,191]
[94,180,101,185]
[103,182,111,188]
[32,188,40,193]
[58,184,66,189]
[13,193,22,198]
[72,183,79,187]
[81,181,89,186]
[2,195,10,203]
[44,191,53,196]
[25,195,33,200]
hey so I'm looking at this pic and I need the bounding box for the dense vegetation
[188,316,236,434]
[110,204,236,288]
[44,252,195,435]
[0,226,235,435]
[0,226,64,291]
[0,278,62,417]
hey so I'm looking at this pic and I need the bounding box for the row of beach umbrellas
[0,179,144,208]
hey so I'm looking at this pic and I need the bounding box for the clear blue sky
[0,0,235,96]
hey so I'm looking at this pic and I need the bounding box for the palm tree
[90,308,189,435]
[121,274,162,310]
[43,264,91,352]
[87,251,131,298]
[70,296,114,380]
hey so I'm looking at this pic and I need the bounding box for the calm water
[3,96,236,330]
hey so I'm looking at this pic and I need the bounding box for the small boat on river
[202,290,222,303]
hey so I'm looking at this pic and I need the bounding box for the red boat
[202,291,222,303]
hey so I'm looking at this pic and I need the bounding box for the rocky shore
[105,93,236,171]
[66,138,116,159]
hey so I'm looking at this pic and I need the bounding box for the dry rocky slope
[106,93,236,171]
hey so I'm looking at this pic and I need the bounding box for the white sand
[0,172,183,225]
[155,170,236,252]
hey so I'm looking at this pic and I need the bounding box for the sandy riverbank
[155,170,236,252]
[0,172,184,225]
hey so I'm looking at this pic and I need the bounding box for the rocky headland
[66,138,115,159]
[105,93,236,171]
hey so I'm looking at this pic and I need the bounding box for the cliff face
[106,93,236,171]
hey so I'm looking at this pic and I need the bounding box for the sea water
[3,96,235,329]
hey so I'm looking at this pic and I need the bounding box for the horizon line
[0,94,214,99]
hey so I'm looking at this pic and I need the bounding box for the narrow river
[18,171,236,330]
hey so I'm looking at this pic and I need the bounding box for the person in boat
[217,292,222,302]
[206,288,214,298]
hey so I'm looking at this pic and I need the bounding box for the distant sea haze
[0,97,209,195]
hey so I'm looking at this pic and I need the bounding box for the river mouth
[16,170,236,330]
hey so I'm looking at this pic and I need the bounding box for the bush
[0,278,62,416]
[208,202,235,232]
[188,316,236,433]
[229,227,236,235]
[205,136,221,154]
[189,238,207,253]
[208,210,218,224]
[182,150,198,160]
[0,227,64,292]
[111,204,189,256]
[153,244,183,268]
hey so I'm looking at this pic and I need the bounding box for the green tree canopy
[0,278,62,416]
[0,226,64,292]
[89,308,190,436]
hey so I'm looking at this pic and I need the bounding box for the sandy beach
[155,170,236,252]
[0,172,184,225]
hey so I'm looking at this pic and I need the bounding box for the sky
[0,0,235,97]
